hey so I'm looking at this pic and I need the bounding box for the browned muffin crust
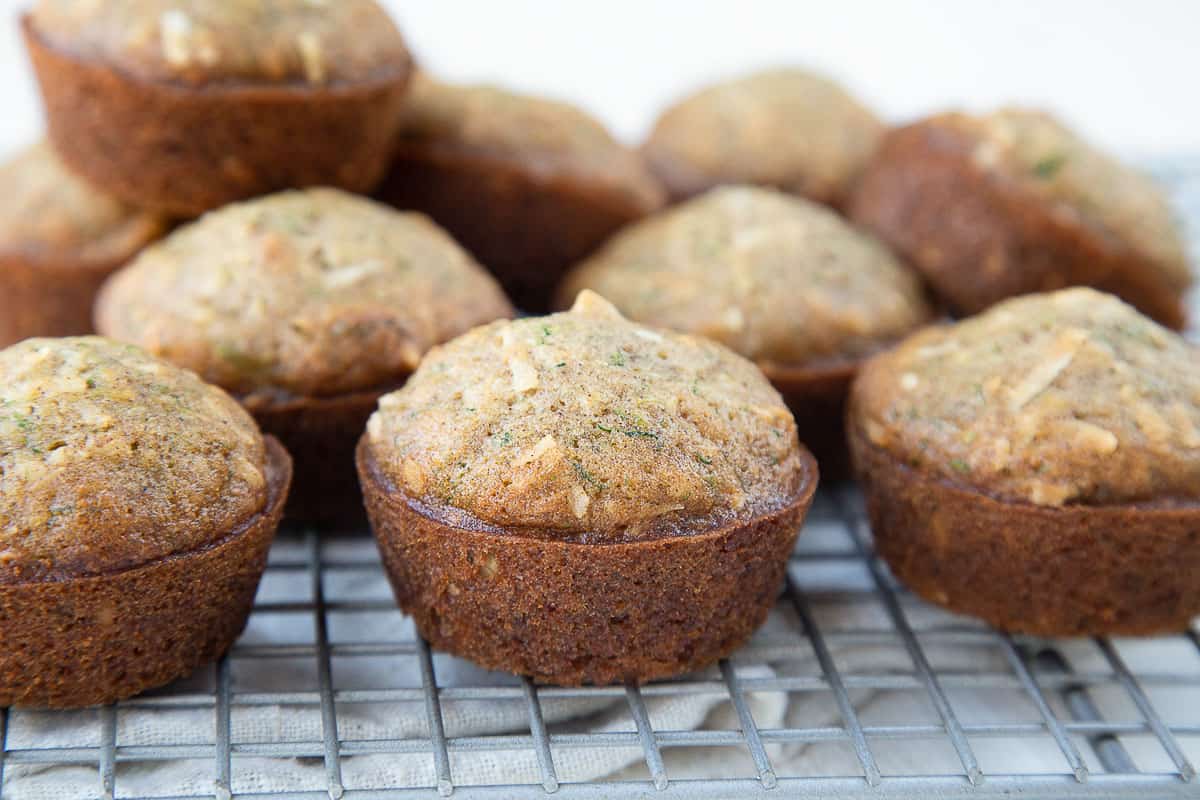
[849,109,1193,329]
[361,440,815,685]
[97,189,513,523]
[558,186,932,476]
[1,437,290,708]
[24,2,413,215]
[376,75,665,312]
[1,338,270,579]
[0,141,166,346]
[848,289,1200,635]
[642,68,884,206]
[0,336,291,707]
[849,425,1200,636]
[361,292,818,683]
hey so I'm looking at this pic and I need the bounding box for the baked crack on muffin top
[853,288,1200,507]
[398,74,665,213]
[643,67,883,203]
[0,337,268,581]
[366,291,806,542]
[963,108,1192,292]
[0,140,164,264]
[560,186,932,369]
[28,0,409,86]
[96,188,513,400]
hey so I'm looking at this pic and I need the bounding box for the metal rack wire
[2,161,1199,800]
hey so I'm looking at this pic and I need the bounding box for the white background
[0,0,1197,160]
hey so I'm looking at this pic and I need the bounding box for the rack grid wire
[3,160,1200,800]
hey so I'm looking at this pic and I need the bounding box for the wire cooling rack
[2,161,1200,800]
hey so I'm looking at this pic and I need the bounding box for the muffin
[358,291,818,685]
[558,186,933,477]
[24,0,413,216]
[0,337,291,708]
[96,188,513,525]
[848,289,1200,636]
[375,75,665,312]
[849,108,1193,329]
[0,140,166,347]
[642,68,884,207]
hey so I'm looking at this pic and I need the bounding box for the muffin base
[848,423,1200,636]
[0,437,291,708]
[848,120,1188,329]
[24,17,411,217]
[766,361,857,482]
[358,439,819,685]
[0,253,126,347]
[246,389,387,527]
[377,144,657,313]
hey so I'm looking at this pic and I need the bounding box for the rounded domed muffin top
[96,188,513,400]
[397,75,665,213]
[0,140,165,264]
[365,291,808,543]
[954,108,1191,291]
[560,186,932,370]
[642,68,883,203]
[29,0,410,86]
[0,337,269,582]
[852,288,1200,507]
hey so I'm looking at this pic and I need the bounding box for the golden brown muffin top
[955,108,1192,291]
[29,0,409,86]
[366,291,806,543]
[643,68,884,203]
[0,140,165,265]
[97,189,513,400]
[0,337,268,582]
[852,289,1200,507]
[560,186,932,370]
[398,75,665,213]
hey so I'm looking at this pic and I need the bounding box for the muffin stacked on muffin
[850,108,1193,328]
[359,291,818,684]
[849,288,1200,635]
[377,75,665,311]
[96,188,513,523]
[559,186,932,475]
[0,141,166,346]
[642,68,884,207]
[24,0,414,215]
[0,337,291,707]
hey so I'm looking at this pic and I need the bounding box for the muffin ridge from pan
[95,188,513,523]
[376,74,665,312]
[849,107,1193,328]
[642,67,884,206]
[24,0,414,215]
[848,288,1200,635]
[0,336,291,707]
[0,140,166,346]
[359,291,818,684]
[558,185,934,476]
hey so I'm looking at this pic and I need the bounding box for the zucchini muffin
[0,337,291,707]
[24,0,413,215]
[642,68,884,207]
[0,140,166,347]
[96,188,512,524]
[376,75,665,312]
[848,288,1200,635]
[849,109,1193,328]
[359,291,818,685]
[558,186,933,476]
